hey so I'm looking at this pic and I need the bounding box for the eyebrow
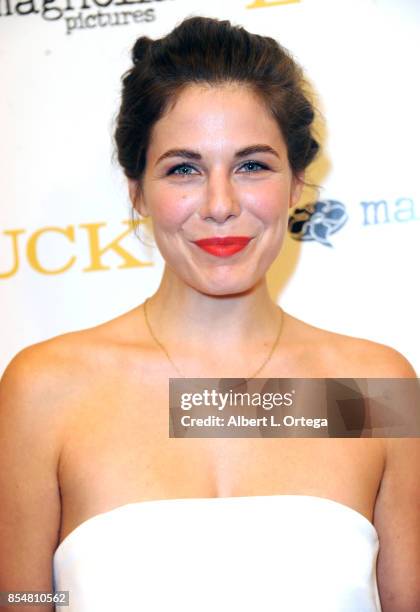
[155,144,280,165]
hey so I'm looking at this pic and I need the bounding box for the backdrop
[1,0,419,374]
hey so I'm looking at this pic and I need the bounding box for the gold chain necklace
[142,297,284,380]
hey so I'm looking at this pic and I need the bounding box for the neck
[144,266,282,354]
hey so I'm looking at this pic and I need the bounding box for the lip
[193,235,253,257]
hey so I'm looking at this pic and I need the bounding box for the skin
[0,83,419,612]
[128,82,304,365]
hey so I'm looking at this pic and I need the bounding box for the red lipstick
[193,236,252,257]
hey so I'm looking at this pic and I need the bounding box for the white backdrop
[1,0,419,374]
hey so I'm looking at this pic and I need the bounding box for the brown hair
[114,15,319,200]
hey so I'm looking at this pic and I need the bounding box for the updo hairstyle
[114,15,320,188]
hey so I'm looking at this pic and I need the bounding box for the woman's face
[129,83,303,296]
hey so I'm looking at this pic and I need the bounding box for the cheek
[149,185,195,230]
[245,183,290,225]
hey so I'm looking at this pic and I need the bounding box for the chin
[191,275,260,298]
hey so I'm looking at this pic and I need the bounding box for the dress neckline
[54,493,379,559]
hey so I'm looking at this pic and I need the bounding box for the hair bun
[132,36,153,65]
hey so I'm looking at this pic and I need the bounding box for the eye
[239,160,268,173]
[167,163,198,176]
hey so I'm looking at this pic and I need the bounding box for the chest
[57,377,385,532]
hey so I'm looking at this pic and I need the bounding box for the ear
[289,172,305,209]
[128,178,148,217]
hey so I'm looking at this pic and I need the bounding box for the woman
[0,15,419,612]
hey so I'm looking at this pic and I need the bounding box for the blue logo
[288,199,348,247]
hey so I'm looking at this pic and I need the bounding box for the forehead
[147,83,286,158]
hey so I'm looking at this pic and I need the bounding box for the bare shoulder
[284,313,417,377]
[285,315,420,608]
[1,305,151,440]
[0,310,146,591]
[333,332,416,377]
[0,337,94,466]
[0,333,82,427]
[0,335,85,591]
[1,303,144,387]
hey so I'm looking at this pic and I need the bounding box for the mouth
[192,236,253,257]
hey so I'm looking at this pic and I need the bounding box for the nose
[199,168,241,223]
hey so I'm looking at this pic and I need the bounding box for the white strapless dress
[53,495,382,611]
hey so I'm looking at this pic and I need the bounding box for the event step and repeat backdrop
[1,0,419,373]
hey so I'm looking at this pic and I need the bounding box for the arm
[371,347,420,611]
[374,438,420,612]
[0,346,65,611]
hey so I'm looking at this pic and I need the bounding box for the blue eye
[168,164,197,176]
[240,161,267,172]
[167,160,267,176]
